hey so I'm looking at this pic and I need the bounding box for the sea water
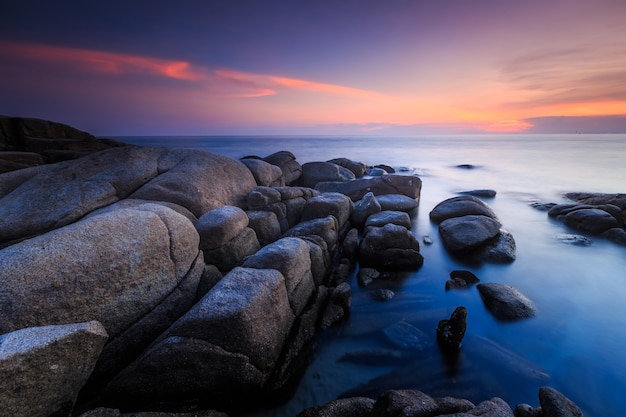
[116,134,626,417]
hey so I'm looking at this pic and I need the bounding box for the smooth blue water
[117,134,626,416]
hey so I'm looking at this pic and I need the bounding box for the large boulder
[104,267,295,410]
[0,202,205,380]
[438,215,502,253]
[430,195,497,223]
[563,208,619,234]
[538,386,584,417]
[196,206,249,250]
[297,161,356,188]
[316,175,422,202]
[375,194,418,212]
[0,146,257,246]
[243,237,315,316]
[477,283,536,321]
[0,321,108,417]
[360,223,424,270]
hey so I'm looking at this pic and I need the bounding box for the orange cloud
[0,41,385,100]
[0,40,203,81]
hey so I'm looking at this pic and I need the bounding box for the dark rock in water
[530,201,557,211]
[564,208,618,234]
[456,164,477,169]
[458,189,497,198]
[370,288,395,302]
[564,192,626,211]
[446,270,479,290]
[437,306,467,353]
[357,267,380,286]
[367,167,387,176]
[383,321,432,351]
[476,229,516,263]
[438,215,502,253]
[539,386,585,417]
[430,195,498,223]
[477,283,536,321]
[603,227,626,246]
[446,278,468,290]
[547,203,591,219]
[450,270,480,284]
[372,164,395,174]
[557,233,592,246]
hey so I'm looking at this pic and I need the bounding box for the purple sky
[1,0,625,135]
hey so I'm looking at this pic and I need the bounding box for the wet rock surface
[477,283,537,321]
[0,118,591,417]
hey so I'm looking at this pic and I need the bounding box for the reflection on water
[118,134,626,417]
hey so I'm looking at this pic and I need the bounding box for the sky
[1,0,626,136]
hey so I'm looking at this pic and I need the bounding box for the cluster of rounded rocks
[548,192,626,246]
[0,117,586,417]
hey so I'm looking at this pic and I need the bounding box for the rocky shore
[0,117,591,417]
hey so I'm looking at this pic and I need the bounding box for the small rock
[370,289,395,302]
[450,270,480,285]
[445,278,468,290]
[358,267,381,286]
[423,235,433,245]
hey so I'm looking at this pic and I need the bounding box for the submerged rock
[383,321,432,351]
[557,233,592,246]
[458,189,497,198]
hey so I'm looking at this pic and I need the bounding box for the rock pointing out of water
[477,283,536,321]
[437,306,467,353]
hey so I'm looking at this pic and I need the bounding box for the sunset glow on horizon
[1,1,625,135]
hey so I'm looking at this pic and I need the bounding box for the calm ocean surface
[117,134,626,417]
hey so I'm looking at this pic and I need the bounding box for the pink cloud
[0,41,384,100]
